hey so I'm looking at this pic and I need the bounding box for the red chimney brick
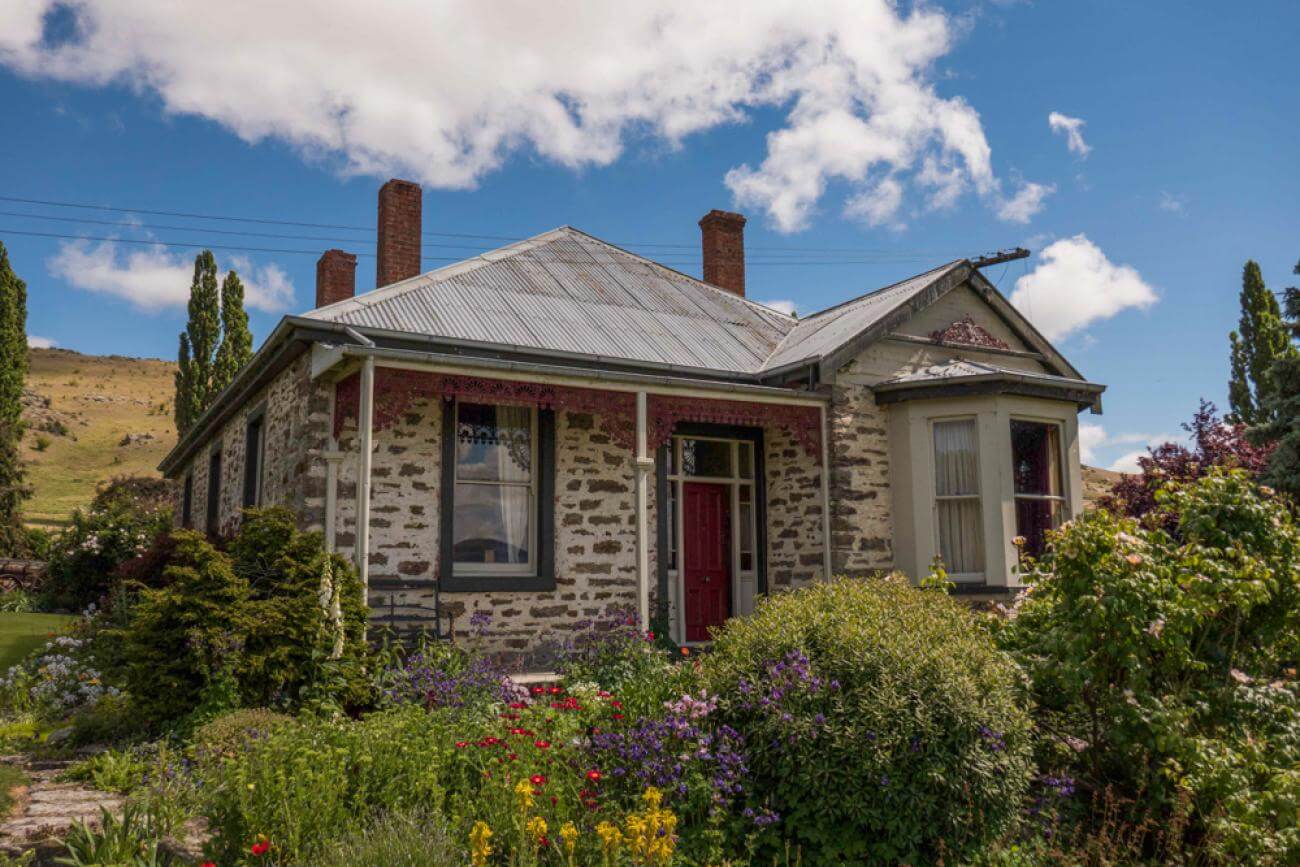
[377,178,422,287]
[699,209,746,296]
[315,249,357,308]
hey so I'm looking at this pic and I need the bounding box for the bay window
[1010,420,1066,557]
[932,418,984,577]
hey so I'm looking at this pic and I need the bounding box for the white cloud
[1048,111,1091,157]
[47,241,295,312]
[26,335,56,349]
[0,1,1045,234]
[995,181,1055,223]
[1107,450,1146,474]
[1009,235,1158,340]
[1079,423,1182,468]
[1158,191,1188,213]
[757,299,797,316]
[844,177,906,228]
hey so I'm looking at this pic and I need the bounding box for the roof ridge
[558,226,800,324]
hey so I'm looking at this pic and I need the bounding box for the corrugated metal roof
[760,262,963,372]
[303,228,966,377]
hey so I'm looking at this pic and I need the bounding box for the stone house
[160,179,1104,664]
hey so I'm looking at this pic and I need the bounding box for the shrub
[200,706,456,864]
[702,577,1035,865]
[0,635,120,721]
[116,509,368,722]
[378,637,522,711]
[191,708,296,764]
[558,607,692,719]
[307,810,461,867]
[41,476,172,611]
[1002,469,1300,862]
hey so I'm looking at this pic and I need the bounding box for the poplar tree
[174,251,220,436]
[1227,260,1294,425]
[0,242,31,555]
[213,269,252,394]
[174,333,194,434]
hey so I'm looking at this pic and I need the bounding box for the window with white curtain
[452,402,536,575]
[932,418,984,576]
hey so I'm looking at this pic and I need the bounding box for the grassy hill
[21,348,177,528]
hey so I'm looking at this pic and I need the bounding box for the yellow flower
[641,786,663,810]
[513,778,534,813]
[526,815,548,845]
[469,821,493,867]
[596,821,622,853]
[559,821,578,855]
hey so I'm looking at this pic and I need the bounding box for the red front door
[683,482,730,642]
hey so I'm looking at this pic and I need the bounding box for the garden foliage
[119,507,367,722]
[1003,469,1300,864]
[703,577,1035,865]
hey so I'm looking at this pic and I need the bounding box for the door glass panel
[738,442,753,479]
[666,483,677,571]
[681,439,731,478]
[739,486,754,572]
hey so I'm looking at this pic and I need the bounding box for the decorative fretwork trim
[929,315,1012,351]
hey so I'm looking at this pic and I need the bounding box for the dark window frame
[181,473,194,529]
[206,448,222,535]
[439,399,556,593]
[655,422,767,625]
[242,406,267,509]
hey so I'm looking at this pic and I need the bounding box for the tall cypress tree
[0,242,31,555]
[1254,261,1300,497]
[213,269,252,394]
[1227,260,1294,425]
[174,251,220,436]
[174,333,194,435]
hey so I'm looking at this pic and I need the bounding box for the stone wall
[764,423,825,590]
[172,352,319,536]
[333,400,648,669]
[828,372,894,577]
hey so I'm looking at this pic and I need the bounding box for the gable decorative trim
[929,315,1011,351]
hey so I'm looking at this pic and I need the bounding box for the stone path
[0,755,124,856]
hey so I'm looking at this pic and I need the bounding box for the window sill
[440,574,558,593]
[948,583,1025,597]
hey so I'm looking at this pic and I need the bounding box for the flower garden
[0,469,1296,865]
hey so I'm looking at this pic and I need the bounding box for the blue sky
[1,0,1297,472]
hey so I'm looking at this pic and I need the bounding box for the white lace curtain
[933,419,984,575]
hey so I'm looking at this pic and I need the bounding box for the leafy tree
[213,269,252,394]
[1253,261,1300,497]
[0,241,31,555]
[1227,260,1294,425]
[174,250,220,435]
[1102,399,1273,524]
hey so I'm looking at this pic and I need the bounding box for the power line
[0,193,968,259]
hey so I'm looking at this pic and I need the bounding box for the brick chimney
[699,209,746,296]
[315,249,357,308]
[377,178,422,287]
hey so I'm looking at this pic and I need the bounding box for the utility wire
[0,194,968,259]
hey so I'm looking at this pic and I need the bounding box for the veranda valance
[333,369,821,458]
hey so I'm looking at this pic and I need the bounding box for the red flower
[530,773,547,786]
[538,835,550,847]
[251,840,270,856]
[547,686,563,695]
[509,701,528,709]
[510,727,528,736]
[507,752,518,761]
[202,863,216,867]
[611,713,624,720]
[483,736,500,746]
[530,686,545,696]
[455,741,469,748]
[586,769,603,783]
[534,739,551,749]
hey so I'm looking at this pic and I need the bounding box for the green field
[0,612,76,672]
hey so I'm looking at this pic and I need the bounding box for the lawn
[0,612,76,672]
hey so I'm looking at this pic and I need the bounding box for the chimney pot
[377,178,422,287]
[315,249,357,308]
[699,209,746,296]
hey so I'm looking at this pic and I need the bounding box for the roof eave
[873,372,1106,412]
